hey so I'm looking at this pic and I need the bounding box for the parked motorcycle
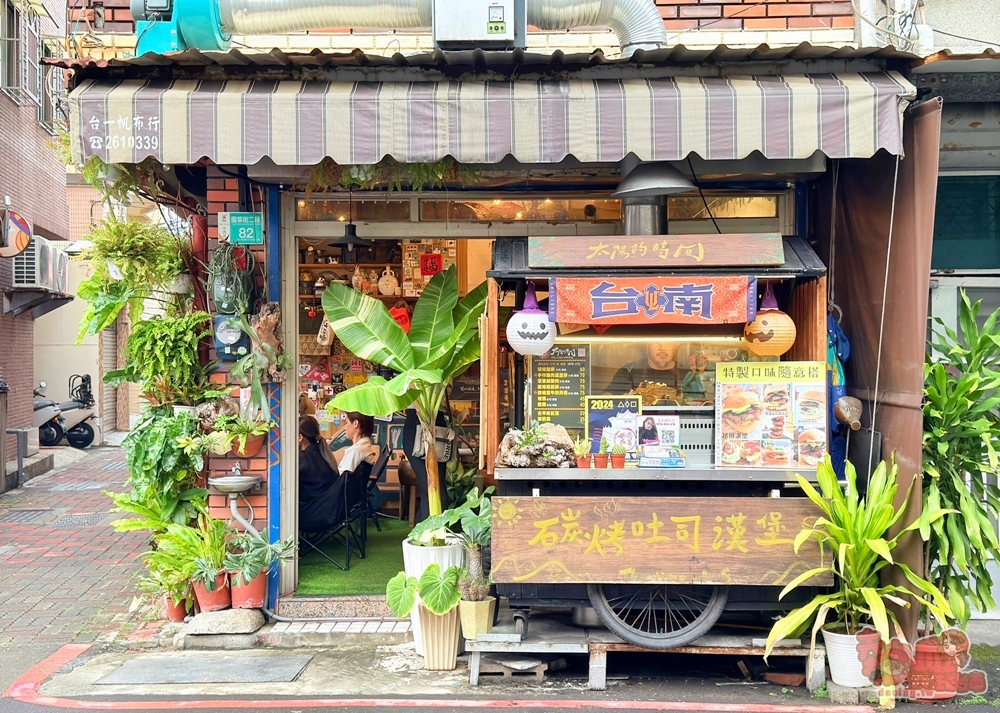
[33,381,63,447]
[59,375,98,449]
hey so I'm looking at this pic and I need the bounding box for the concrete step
[259,620,412,648]
[275,595,393,619]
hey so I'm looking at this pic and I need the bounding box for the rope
[869,155,901,462]
[827,160,842,322]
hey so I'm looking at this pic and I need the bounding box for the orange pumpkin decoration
[745,284,796,357]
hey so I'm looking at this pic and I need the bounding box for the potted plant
[452,489,494,640]
[594,435,609,468]
[321,267,486,653]
[137,562,194,622]
[214,414,274,459]
[386,564,463,670]
[923,292,1000,628]
[609,444,627,469]
[224,532,295,609]
[764,456,952,691]
[155,517,233,612]
[573,437,592,468]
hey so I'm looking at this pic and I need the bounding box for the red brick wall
[204,166,269,533]
[73,0,855,36]
[655,0,854,31]
[68,1,134,33]
[0,55,71,463]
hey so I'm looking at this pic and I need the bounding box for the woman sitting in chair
[298,416,341,532]
[336,412,378,476]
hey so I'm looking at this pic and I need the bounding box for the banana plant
[924,290,1000,625]
[764,456,953,660]
[322,265,488,518]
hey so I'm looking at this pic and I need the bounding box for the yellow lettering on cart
[528,517,560,547]
[644,513,670,544]
[722,513,749,553]
[560,508,583,543]
[671,516,701,553]
[756,512,794,546]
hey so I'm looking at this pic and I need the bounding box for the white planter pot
[417,605,461,671]
[822,628,876,688]
[165,273,193,294]
[172,405,197,417]
[402,538,464,656]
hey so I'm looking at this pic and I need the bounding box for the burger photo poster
[715,361,827,469]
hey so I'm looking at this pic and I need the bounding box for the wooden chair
[397,460,419,527]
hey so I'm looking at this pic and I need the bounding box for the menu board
[715,361,826,469]
[531,344,588,431]
[586,396,641,454]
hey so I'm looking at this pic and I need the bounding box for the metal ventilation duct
[214,0,666,56]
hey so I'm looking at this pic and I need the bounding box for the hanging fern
[304,157,480,195]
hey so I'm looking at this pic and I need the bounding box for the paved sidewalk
[0,446,147,649]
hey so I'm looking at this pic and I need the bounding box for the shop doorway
[281,192,622,597]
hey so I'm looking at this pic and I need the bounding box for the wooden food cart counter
[495,467,818,482]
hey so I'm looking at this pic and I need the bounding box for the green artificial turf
[296,517,409,596]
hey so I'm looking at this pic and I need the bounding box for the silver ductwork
[215,0,665,56]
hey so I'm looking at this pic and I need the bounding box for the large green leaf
[417,563,461,616]
[409,266,458,364]
[385,572,417,618]
[330,377,418,417]
[452,280,489,332]
[322,283,414,372]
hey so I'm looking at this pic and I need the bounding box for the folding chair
[299,460,371,571]
[362,447,392,539]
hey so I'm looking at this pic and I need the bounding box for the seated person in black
[298,416,342,532]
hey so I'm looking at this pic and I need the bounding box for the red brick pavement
[0,447,149,647]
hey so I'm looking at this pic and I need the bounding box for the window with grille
[38,39,65,131]
[0,0,40,107]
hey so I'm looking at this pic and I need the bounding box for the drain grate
[49,512,116,529]
[0,509,48,524]
[46,482,110,492]
[99,461,127,471]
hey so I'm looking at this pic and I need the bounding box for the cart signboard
[549,276,757,326]
[529,234,785,268]
[715,361,826,469]
[490,496,832,586]
[531,344,589,431]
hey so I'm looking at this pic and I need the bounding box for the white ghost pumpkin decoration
[506,283,556,356]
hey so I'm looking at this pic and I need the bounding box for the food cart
[483,229,836,648]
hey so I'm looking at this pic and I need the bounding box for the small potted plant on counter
[386,564,463,671]
[224,532,295,609]
[610,444,627,469]
[214,414,275,459]
[573,437,592,469]
[594,435,609,468]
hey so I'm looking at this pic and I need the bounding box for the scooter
[33,382,63,447]
[59,375,98,449]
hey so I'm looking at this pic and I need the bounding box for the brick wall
[1,0,70,465]
[204,166,270,533]
[71,0,854,40]
[67,0,134,33]
[655,0,854,32]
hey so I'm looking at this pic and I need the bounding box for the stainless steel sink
[208,475,262,493]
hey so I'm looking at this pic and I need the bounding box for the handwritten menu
[402,239,457,296]
[531,344,588,431]
[715,361,826,469]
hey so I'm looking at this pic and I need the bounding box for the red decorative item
[420,253,443,277]
[390,306,411,333]
[233,247,248,271]
[307,308,317,318]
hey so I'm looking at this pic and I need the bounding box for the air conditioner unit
[54,249,69,294]
[13,236,56,291]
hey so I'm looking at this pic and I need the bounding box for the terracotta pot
[904,638,959,702]
[231,433,267,458]
[575,455,591,468]
[459,597,496,641]
[230,571,267,609]
[192,573,231,612]
[593,454,609,468]
[418,605,461,671]
[163,595,188,622]
[610,454,626,469]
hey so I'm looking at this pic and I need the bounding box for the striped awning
[69,72,915,166]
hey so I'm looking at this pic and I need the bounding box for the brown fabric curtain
[819,98,943,637]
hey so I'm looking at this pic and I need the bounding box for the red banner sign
[549,276,757,325]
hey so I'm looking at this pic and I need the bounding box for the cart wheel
[513,612,529,639]
[587,583,728,649]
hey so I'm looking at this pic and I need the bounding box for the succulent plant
[610,444,627,456]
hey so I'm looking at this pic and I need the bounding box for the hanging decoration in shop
[744,283,796,357]
[389,302,412,334]
[506,283,556,356]
[548,276,757,326]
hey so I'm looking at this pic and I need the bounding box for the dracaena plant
[923,290,1000,626]
[764,456,952,659]
[322,265,487,518]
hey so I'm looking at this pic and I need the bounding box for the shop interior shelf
[298,263,400,268]
[494,466,818,482]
